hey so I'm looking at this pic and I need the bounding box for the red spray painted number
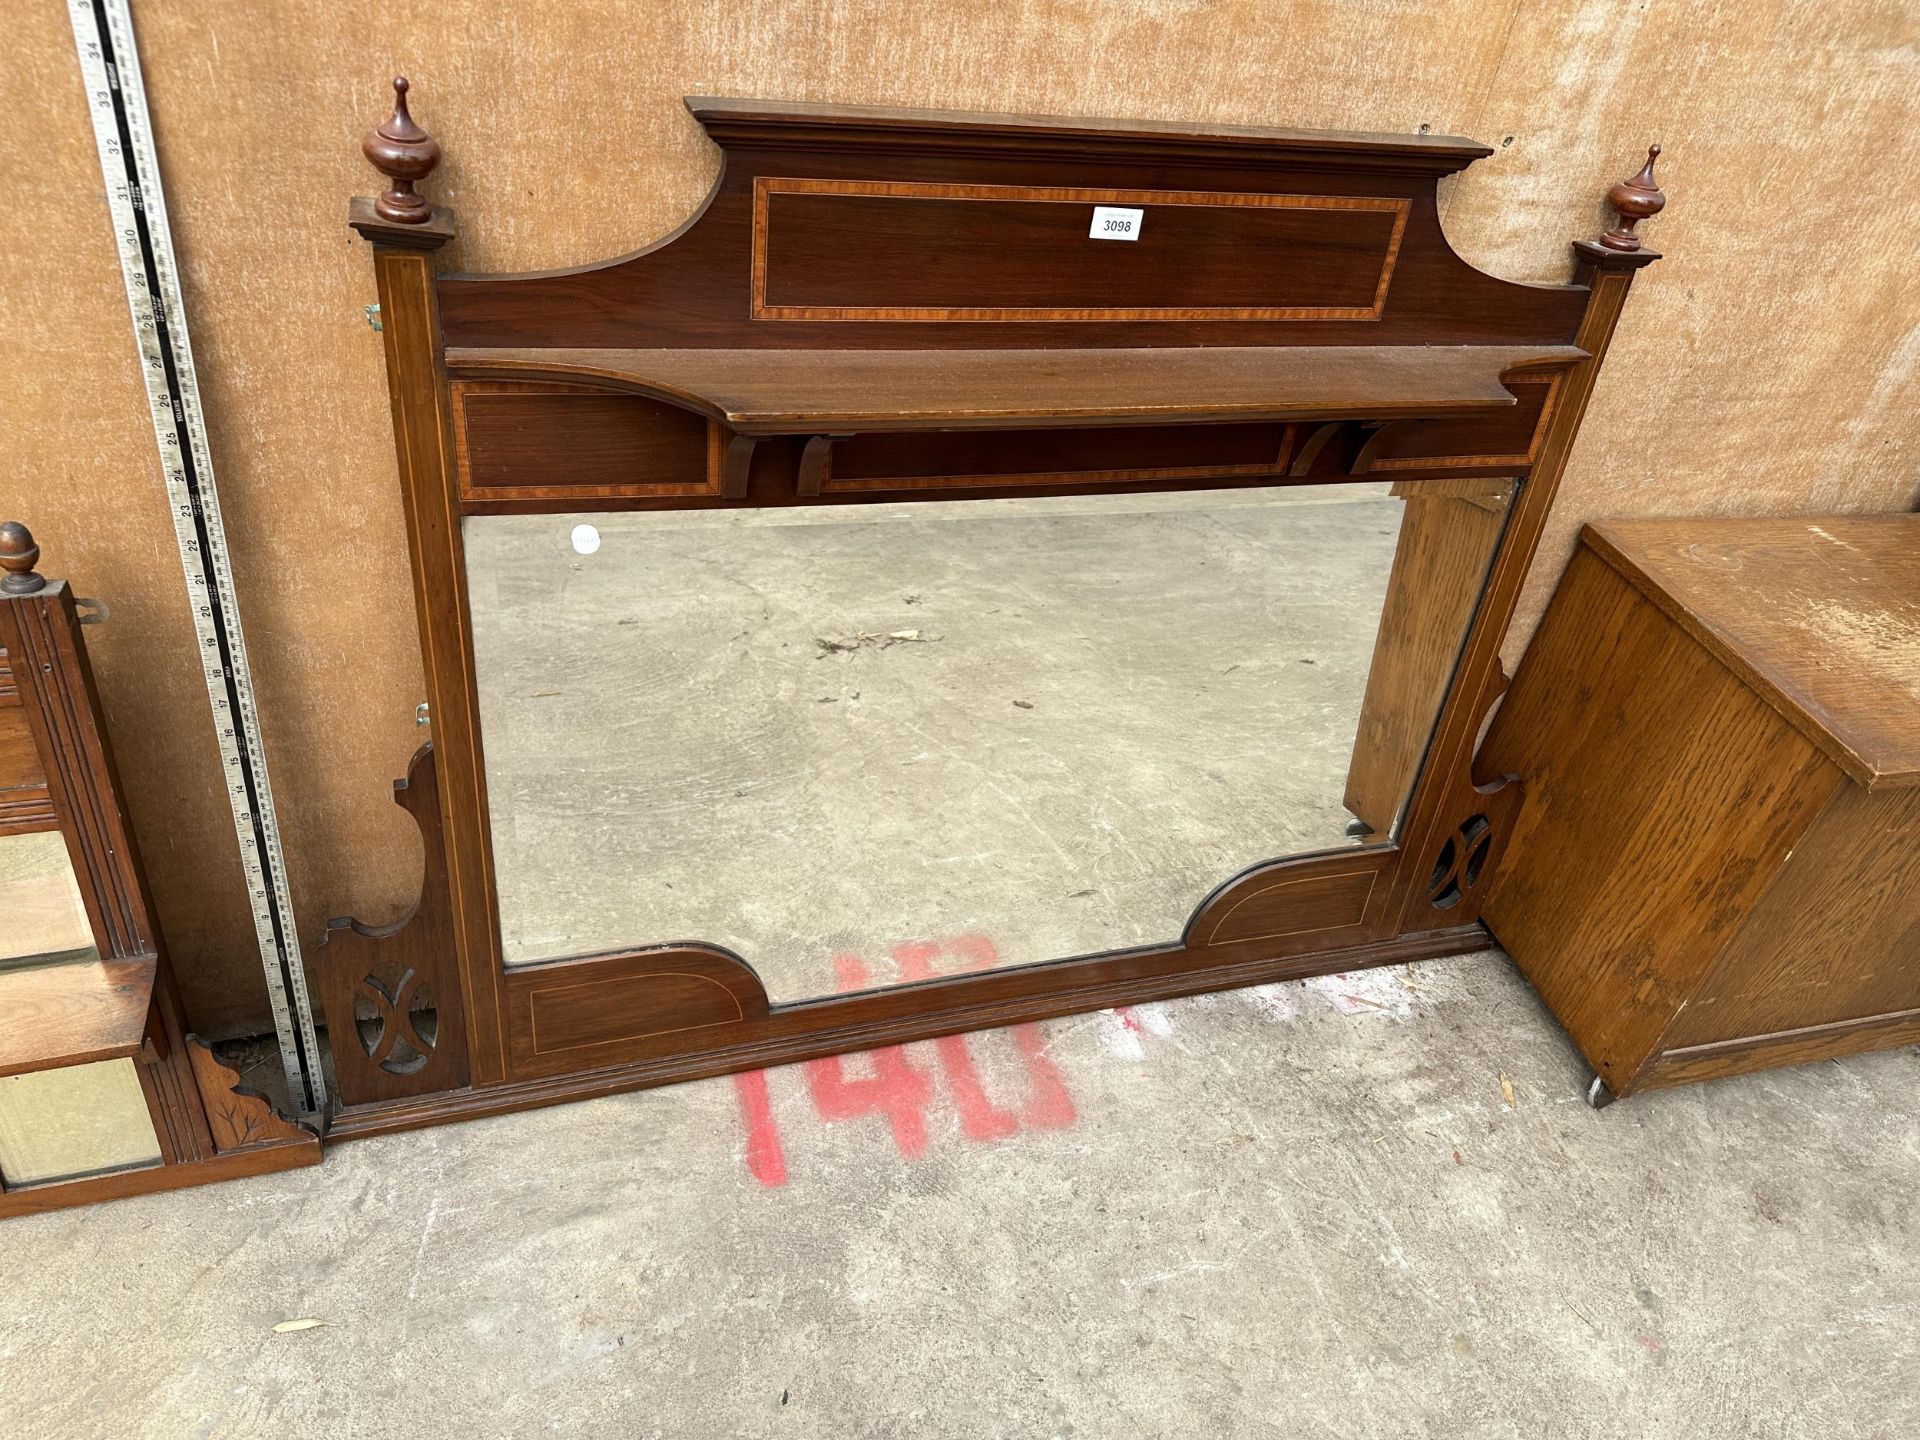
[802,954,936,1159]
[731,934,1077,1187]
[732,1067,787,1188]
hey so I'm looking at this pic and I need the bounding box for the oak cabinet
[1481,516,1920,1101]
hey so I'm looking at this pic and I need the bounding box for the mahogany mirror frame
[322,82,1665,1138]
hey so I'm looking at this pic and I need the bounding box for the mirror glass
[0,833,161,1188]
[0,1058,163,1187]
[466,478,1515,1001]
[0,830,96,966]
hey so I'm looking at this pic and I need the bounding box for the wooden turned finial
[1599,144,1665,252]
[1,521,44,595]
[363,76,441,224]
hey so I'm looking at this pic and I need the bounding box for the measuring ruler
[66,0,326,1115]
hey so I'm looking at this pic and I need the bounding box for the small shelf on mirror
[442,344,1587,436]
[0,955,157,1079]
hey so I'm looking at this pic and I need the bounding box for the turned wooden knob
[1599,144,1665,252]
[0,521,45,595]
[363,76,441,224]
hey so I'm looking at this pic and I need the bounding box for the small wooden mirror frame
[0,525,317,1218]
[326,82,1664,1138]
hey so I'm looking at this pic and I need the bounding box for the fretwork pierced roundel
[353,962,439,1075]
[1428,814,1493,910]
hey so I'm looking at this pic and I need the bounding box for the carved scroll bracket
[185,1038,320,1152]
[723,434,759,498]
[318,744,470,1105]
[794,434,839,497]
[1406,664,1524,928]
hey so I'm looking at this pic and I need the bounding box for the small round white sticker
[570,523,601,556]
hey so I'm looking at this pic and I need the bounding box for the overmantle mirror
[323,82,1663,1136]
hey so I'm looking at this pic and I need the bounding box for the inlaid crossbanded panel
[452,382,725,509]
[1359,373,1563,473]
[752,179,1410,323]
[821,421,1297,494]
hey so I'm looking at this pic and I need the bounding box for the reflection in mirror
[0,831,96,966]
[0,1059,163,1186]
[467,479,1515,1001]
[0,832,159,1188]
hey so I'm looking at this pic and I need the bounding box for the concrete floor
[466,488,1455,997]
[3,949,1915,1437]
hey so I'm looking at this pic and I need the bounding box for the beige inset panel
[0,832,95,964]
[0,1058,162,1187]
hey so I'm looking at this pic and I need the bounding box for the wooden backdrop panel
[2,0,1915,1033]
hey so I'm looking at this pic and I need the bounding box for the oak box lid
[1582,515,1920,790]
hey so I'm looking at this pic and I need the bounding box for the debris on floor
[814,628,930,656]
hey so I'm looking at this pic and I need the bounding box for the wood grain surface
[1344,480,1512,833]
[1483,521,1920,1096]
[1583,516,1920,789]
[3,1,1916,1033]
[0,955,157,1078]
[445,344,1571,432]
[1477,544,1842,1091]
[1669,782,1920,1045]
